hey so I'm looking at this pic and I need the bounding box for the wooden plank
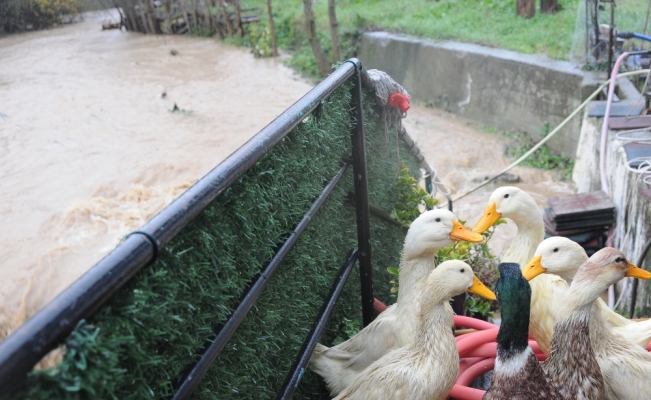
[609,116,651,130]
[547,191,615,218]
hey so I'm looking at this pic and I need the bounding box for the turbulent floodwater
[0,12,575,344]
[0,12,313,339]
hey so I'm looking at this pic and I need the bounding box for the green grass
[485,124,575,180]
[240,0,650,79]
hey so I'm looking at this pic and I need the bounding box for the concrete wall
[573,110,651,315]
[360,32,594,156]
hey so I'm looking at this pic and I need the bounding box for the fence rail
[0,58,378,398]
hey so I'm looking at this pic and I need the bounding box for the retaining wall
[360,32,600,156]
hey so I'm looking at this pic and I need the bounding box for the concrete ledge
[360,32,593,155]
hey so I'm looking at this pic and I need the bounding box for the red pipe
[457,329,498,356]
[453,315,498,331]
[457,358,495,386]
[449,384,486,400]
[458,357,484,376]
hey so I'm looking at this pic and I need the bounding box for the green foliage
[387,266,400,299]
[11,77,423,399]
[435,220,504,318]
[1,0,78,33]
[392,162,438,225]
[500,124,575,180]
[244,22,275,58]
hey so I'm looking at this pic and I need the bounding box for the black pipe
[628,237,651,318]
[0,61,359,391]
[348,60,375,327]
[275,249,358,400]
[172,163,350,400]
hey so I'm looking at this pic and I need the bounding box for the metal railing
[0,58,376,398]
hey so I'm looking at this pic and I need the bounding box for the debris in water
[170,49,179,56]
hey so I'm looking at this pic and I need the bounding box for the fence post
[348,59,375,327]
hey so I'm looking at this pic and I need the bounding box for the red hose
[457,358,495,386]
[458,357,485,376]
[373,297,387,313]
[453,315,498,331]
[457,329,498,356]
[448,384,486,400]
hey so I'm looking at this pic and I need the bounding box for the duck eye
[504,194,509,199]
[553,248,559,253]
[460,268,465,273]
[615,257,624,263]
[435,218,441,222]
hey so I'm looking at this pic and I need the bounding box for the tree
[328,0,341,63]
[517,0,535,18]
[302,0,331,77]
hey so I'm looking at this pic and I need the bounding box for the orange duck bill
[468,276,497,301]
[522,255,546,281]
[472,202,501,234]
[626,263,651,280]
[450,220,484,243]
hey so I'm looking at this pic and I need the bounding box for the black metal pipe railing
[348,61,375,328]
[276,249,358,400]
[172,163,350,400]
[0,60,362,391]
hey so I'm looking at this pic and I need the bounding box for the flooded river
[0,12,313,339]
[0,13,574,344]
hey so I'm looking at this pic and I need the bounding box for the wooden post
[233,0,243,37]
[145,0,158,33]
[267,0,278,57]
[220,2,233,36]
[179,0,192,34]
[516,0,535,18]
[328,0,341,63]
[302,0,331,77]
[540,0,558,13]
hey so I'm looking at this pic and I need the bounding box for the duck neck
[412,288,455,354]
[496,298,530,363]
[503,214,544,267]
[397,254,436,306]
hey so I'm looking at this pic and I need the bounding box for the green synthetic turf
[12,79,421,399]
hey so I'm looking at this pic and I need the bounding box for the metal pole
[275,249,358,400]
[347,58,375,327]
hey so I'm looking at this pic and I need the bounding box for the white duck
[528,247,651,400]
[472,186,568,354]
[333,260,496,400]
[309,209,482,396]
[525,236,651,348]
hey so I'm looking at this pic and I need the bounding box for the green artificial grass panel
[12,80,421,399]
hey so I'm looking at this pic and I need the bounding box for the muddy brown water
[0,12,574,348]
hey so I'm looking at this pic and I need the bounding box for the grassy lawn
[241,0,649,78]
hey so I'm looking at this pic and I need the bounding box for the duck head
[472,186,539,233]
[403,209,483,259]
[572,247,651,289]
[522,236,589,285]
[427,259,497,301]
